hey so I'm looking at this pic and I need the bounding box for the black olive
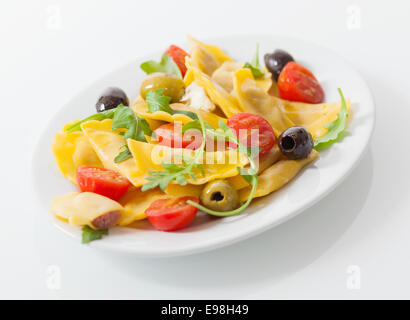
[95,87,129,113]
[264,49,294,81]
[278,126,313,160]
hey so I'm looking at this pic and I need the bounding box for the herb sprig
[82,226,108,244]
[314,88,349,150]
[65,110,115,133]
[140,53,182,79]
[243,43,265,79]
[146,89,198,120]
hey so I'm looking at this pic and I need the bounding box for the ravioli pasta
[52,123,102,185]
[238,150,319,202]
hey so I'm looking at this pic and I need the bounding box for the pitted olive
[278,126,313,160]
[200,180,239,212]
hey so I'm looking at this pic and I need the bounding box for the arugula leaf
[243,44,265,78]
[236,167,257,184]
[82,226,108,244]
[314,88,349,150]
[142,159,203,192]
[181,120,215,133]
[140,53,182,79]
[218,120,239,141]
[112,108,152,142]
[173,110,199,120]
[65,109,115,133]
[112,105,139,140]
[111,105,152,162]
[114,145,132,163]
[146,89,173,113]
[146,89,198,120]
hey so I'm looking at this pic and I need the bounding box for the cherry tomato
[165,45,189,77]
[227,113,276,157]
[155,123,202,150]
[145,196,199,231]
[277,61,324,104]
[76,166,130,201]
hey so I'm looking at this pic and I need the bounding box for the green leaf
[176,174,187,186]
[162,162,185,173]
[243,62,265,78]
[251,43,261,67]
[314,88,349,150]
[237,167,256,184]
[181,120,215,133]
[146,89,197,120]
[81,226,108,244]
[146,89,173,114]
[141,180,160,191]
[172,110,198,120]
[140,53,182,79]
[111,106,152,162]
[65,109,115,133]
[112,105,139,140]
[135,117,152,141]
[114,145,132,163]
[218,120,237,140]
[243,44,265,79]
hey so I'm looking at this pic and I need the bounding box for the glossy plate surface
[32,35,375,257]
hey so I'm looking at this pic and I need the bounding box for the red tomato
[145,196,199,231]
[278,61,324,104]
[155,123,202,150]
[227,113,276,157]
[165,45,189,77]
[76,166,130,201]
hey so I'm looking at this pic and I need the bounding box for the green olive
[200,180,239,212]
[140,72,185,102]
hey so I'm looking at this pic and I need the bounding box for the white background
[1,0,409,299]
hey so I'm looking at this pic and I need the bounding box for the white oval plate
[32,35,374,257]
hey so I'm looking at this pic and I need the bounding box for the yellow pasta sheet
[227,145,282,190]
[132,97,226,128]
[81,119,144,186]
[186,58,243,118]
[118,188,170,225]
[239,150,319,202]
[188,36,233,76]
[127,138,249,186]
[52,122,102,184]
[212,61,273,94]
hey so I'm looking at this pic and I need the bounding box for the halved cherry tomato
[76,166,130,201]
[277,61,324,104]
[155,123,202,150]
[165,45,189,77]
[227,112,276,157]
[145,196,199,231]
